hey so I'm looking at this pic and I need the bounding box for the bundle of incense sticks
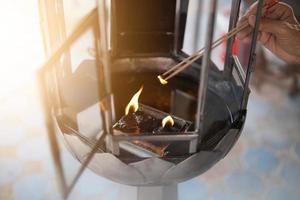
[157,0,279,85]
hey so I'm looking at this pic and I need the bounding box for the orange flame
[162,115,174,127]
[125,86,143,115]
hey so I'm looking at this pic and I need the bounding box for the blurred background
[0,0,299,200]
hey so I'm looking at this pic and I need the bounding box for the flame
[162,115,174,128]
[157,75,168,85]
[125,86,143,115]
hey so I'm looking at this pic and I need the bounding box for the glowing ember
[162,115,174,128]
[125,86,143,115]
[157,75,168,85]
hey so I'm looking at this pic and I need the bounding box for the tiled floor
[0,79,299,200]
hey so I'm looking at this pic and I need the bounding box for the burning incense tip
[125,86,143,115]
[162,115,174,128]
[157,75,168,85]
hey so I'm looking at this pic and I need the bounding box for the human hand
[237,0,300,64]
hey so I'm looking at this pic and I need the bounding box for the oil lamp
[38,0,265,199]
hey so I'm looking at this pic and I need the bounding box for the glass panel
[69,28,95,73]
[42,1,105,142]
[62,0,97,36]
[48,51,103,140]
[182,0,233,71]
[40,0,108,188]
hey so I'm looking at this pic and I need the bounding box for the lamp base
[119,184,178,200]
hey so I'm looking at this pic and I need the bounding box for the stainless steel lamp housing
[38,0,264,196]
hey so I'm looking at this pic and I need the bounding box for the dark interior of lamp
[108,59,233,163]
[112,0,177,56]
[57,58,235,164]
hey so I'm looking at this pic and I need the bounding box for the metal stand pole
[137,185,178,200]
[119,184,178,200]
[195,0,217,134]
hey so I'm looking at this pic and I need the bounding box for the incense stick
[158,0,279,84]
[158,23,248,83]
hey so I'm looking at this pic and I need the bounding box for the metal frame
[224,0,242,77]
[195,0,218,135]
[38,0,72,76]
[241,0,264,110]
[38,74,67,197]
[232,55,246,83]
[114,133,198,154]
[173,0,182,55]
[222,0,265,111]
[38,9,110,199]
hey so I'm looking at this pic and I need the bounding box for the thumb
[248,15,285,35]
